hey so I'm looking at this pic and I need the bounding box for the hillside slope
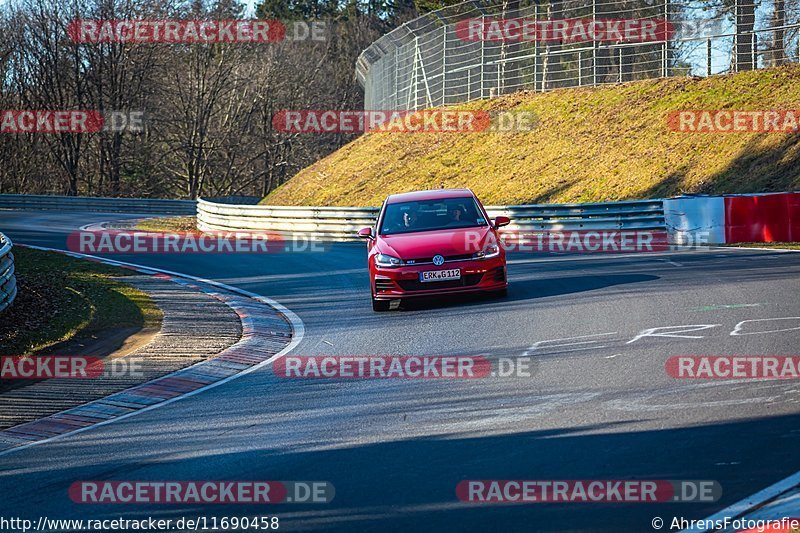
[264,65,800,206]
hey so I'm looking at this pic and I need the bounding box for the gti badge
[432,254,445,266]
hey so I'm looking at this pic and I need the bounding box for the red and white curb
[0,245,304,458]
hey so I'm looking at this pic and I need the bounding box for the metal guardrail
[197,197,665,240]
[488,199,666,232]
[0,232,17,313]
[0,194,196,215]
[197,198,381,240]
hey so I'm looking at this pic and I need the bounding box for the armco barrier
[725,192,800,244]
[197,197,381,240]
[0,232,17,313]
[488,200,666,232]
[0,194,196,215]
[197,197,666,241]
[6,192,793,246]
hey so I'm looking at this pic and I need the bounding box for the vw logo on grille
[432,254,445,266]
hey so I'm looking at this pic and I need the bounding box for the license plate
[420,269,461,282]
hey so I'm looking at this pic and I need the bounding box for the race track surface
[1,210,799,532]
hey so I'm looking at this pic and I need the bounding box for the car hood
[377,226,492,259]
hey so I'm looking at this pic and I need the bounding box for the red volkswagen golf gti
[357,188,510,311]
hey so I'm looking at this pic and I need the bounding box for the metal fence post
[394,47,400,109]
[592,0,598,87]
[662,0,669,77]
[442,27,447,106]
[480,15,485,99]
[534,3,540,91]
[734,0,739,72]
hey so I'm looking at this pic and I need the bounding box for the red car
[358,188,510,311]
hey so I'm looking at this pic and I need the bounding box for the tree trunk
[772,0,786,65]
[735,0,757,71]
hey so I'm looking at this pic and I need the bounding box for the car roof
[386,188,475,204]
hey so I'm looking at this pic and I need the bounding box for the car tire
[372,297,391,312]
[494,288,508,298]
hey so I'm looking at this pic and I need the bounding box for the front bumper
[372,257,507,300]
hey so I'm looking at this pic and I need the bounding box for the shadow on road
[398,273,660,312]
[4,410,799,532]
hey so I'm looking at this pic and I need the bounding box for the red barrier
[788,192,800,242]
[725,193,800,243]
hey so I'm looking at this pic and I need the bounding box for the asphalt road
[1,209,800,532]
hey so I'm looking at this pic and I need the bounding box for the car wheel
[372,297,391,312]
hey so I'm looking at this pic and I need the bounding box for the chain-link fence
[356,0,800,110]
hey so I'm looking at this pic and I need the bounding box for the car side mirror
[357,227,374,239]
[494,216,511,228]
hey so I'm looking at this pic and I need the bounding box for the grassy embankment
[0,248,162,357]
[264,65,800,207]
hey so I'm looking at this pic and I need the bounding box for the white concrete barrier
[663,196,726,245]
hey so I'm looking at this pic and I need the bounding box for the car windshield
[379,197,488,235]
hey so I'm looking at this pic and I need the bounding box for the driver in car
[446,204,466,225]
[401,206,419,229]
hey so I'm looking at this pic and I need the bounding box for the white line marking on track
[730,317,800,336]
[627,324,720,344]
[719,246,800,253]
[0,245,305,459]
[523,332,617,356]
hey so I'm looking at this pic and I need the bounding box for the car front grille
[396,273,484,291]
[405,253,473,265]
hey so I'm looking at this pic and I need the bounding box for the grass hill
[264,65,800,206]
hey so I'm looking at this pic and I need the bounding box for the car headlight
[473,243,500,260]
[375,253,403,267]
